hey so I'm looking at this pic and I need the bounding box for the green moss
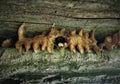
[11,72,47,80]
[0,44,120,80]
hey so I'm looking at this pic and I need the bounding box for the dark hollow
[54,36,67,48]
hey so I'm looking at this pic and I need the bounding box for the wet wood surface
[0,0,120,44]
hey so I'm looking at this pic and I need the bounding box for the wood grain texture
[0,0,120,44]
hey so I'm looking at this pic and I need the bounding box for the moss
[0,47,120,83]
[11,72,47,80]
